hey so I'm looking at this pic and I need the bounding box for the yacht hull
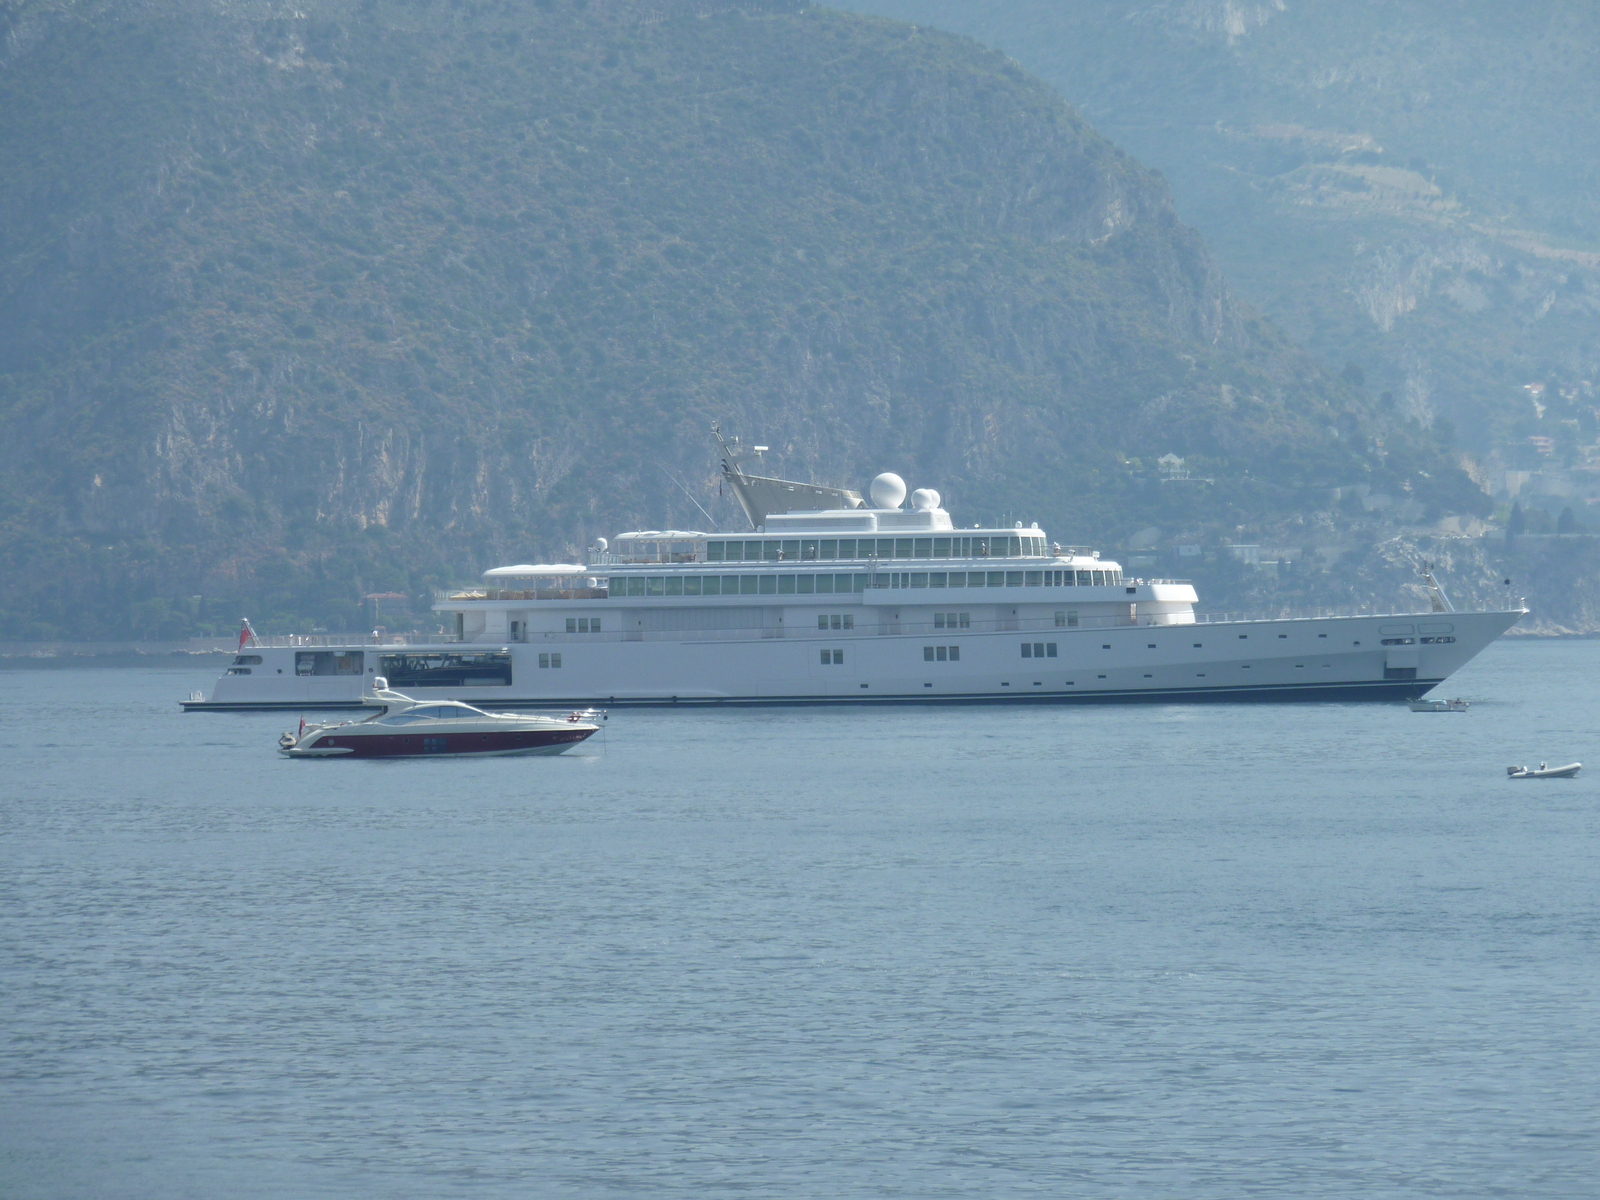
[283,726,595,758]
[189,609,1522,711]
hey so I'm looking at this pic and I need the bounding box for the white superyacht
[184,436,1524,711]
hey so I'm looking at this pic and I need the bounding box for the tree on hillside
[1506,501,1526,543]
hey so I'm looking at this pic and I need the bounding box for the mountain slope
[0,0,1463,637]
[841,0,1600,463]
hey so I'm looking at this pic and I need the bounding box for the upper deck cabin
[433,456,1191,620]
[437,505,1147,607]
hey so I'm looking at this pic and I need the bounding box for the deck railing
[241,633,455,649]
[1192,606,1489,624]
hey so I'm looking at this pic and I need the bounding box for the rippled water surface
[3,639,1599,1198]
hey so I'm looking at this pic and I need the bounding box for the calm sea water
[3,639,1598,1198]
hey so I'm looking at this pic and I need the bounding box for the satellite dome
[592,537,608,552]
[869,472,907,509]
[910,488,941,511]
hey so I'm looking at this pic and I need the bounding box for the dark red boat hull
[306,726,595,757]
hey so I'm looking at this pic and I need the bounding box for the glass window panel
[1022,644,1032,658]
[764,541,781,562]
[551,653,560,667]
[1077,571,1092,585]
[895,539,913,558]
[935,614,946,628]
[646,577,664,596]
[924,646,935,661]
[683,576,702,596]
[948,571,965,587]
[707,542,724,562]
[933,538,950,558]
[801,540,818,561]
[988,571,1005,587]
[665,577,683,596]
[936,646,948,661]
[832,649,843,665]
[914,538,931,559]
[949,645,959,661]
[745,541,762,561]
[628,577,645,596]
[759,575,777,594]
[566,618,576,632]
[818,615,830,630]
[958,614,969,627]
[1046,643,1057,657]
[740,576,757,595]
[1025,571,1041,586]
[931,571,946,588]
[910,573,927,587]
[797,575,814,594]
[539,653,549,667]
[778,575,796,594]
[843,615,853,629]
[781,540,800,561]
[819,540,837,560]
[837,539,855,559]
[1093,571,1105,585]
[821,649,832,665]
[1006,572,1023,587]
[853,574,868,593]
[816,574,833,594]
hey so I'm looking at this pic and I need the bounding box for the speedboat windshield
[377,703,489,724]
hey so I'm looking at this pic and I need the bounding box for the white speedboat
[1409,698,1469,712]
[1506,762,1581,779]
[279,679,600,758]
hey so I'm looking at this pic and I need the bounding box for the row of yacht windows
[707,535,1048,562]
[609,568,1120,597]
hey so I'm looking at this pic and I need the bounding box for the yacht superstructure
[183,443,1524,711]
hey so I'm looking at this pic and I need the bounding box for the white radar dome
[592,537,608,552]
[869,472,907,509]
[910,488,941,511]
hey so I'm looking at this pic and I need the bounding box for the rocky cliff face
[0,0,1453,636]
[840,0,1600,456]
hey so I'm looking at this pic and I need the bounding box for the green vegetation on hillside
[0,0,1469,637]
